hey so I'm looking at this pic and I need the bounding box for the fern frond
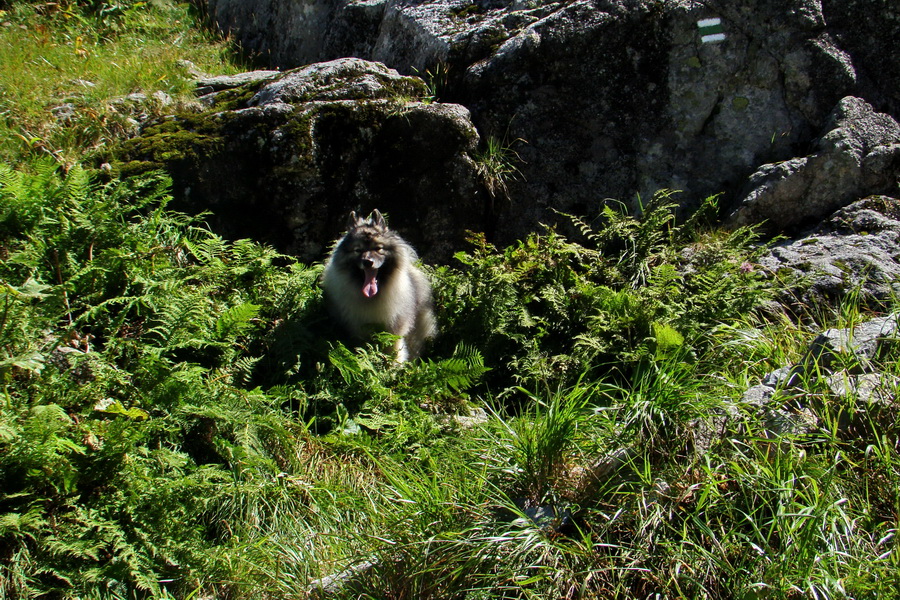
[215,302,261,340]
[182,235,229,268]
[211,355,262,387]
[60,164,91,205]
[145,287,215,348]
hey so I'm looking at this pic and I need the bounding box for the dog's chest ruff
[326,267,418,336]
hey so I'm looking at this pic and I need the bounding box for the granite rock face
[757,196,900,305]
[201,0,900,248]
[823,0,900,118]
[120,0,900,281]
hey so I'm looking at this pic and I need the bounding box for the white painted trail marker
[698,17,726,43]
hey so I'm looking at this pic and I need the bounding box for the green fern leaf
[652,322,684,354]
[215,302,261,339]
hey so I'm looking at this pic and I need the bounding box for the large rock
[458,0,860,243]
[757,195,900,305]
[206,0,388,69]
[807,313,899,371]
[114,58,483,262]
[728,97,900,231]
[204,0,567,74]
[200,0,900,247]
[824,0,900,118]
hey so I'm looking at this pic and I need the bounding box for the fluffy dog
[322,210,437,361]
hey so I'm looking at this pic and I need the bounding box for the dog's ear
[347,211,360,229]
[371,209,387,229]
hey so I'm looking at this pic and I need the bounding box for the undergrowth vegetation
[1,2,899,599]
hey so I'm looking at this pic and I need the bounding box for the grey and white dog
[322,210,437,361]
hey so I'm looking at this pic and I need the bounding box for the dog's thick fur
[322,210,437,361]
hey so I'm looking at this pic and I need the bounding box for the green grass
[0,0,240,167]
[1,3,899,599]
[473,134,524,202]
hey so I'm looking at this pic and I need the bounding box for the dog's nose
[361,251,384,269]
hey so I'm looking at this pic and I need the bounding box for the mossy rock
[107,58,485,263]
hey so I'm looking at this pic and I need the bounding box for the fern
[0,159,61,241]
[0,279,51,375]
[228,355,263,387]
[326,341,393,404]
[1,142,801,599]
[0,164,327,598]
[182,234,230,269]
[145,287,215,349]
[404,344,490,403]
[215,302,262,340]
[651,321,685,359]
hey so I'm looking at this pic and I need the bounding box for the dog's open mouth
[362,266,379,297]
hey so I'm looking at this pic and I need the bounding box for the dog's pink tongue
[362,267,379,298]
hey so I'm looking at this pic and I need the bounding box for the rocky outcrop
[824,0,900,118]
[757,196,900,305]
[728,97,900,231]
[114,59,483,261]
[204,0,569,75]
[200,0,900,249]
[738,313,900,441]
[115,0,900,280]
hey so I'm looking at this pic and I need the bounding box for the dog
[322,209,437,361]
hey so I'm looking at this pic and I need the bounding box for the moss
[451,3,486,21]
[206,85,261,112]
[732,96,750,111]
[389,74,429,100]
[334,71,427,103]
[111,110,235,177]
[277,110,318,170]
[481,25,512,54]
[102,69,281,176]
[105,60,434,177]
[276,67,428,104]
[115,160,162,179]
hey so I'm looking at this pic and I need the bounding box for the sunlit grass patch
[0,0,241,166]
